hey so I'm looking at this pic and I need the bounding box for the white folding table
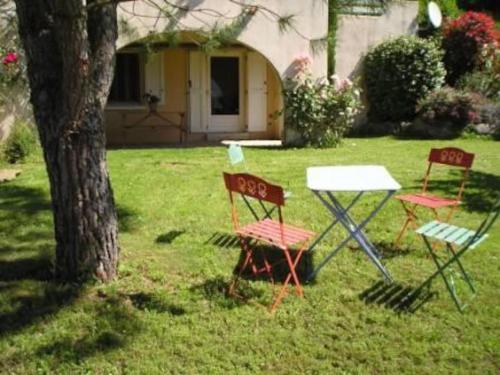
[306,166,401,282]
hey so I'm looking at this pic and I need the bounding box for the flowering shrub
[0,48,22,89]
[283,74,362,147]
[364,36,445,121]
[291,53,313,76]
[458,44,500,102]
[416,87,481,129]
[442,11,497,85]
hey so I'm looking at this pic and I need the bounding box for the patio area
[0,137,499,373]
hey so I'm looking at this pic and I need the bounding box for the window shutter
[247,52,267,132]
[144,52,165,104]
[189,51,207,133]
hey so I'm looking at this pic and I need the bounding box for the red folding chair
[395,147,475,246]
[223,172,315,311]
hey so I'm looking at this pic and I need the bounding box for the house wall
[116,0,329,80]
[104,47,282,145]
[335,1,419,79]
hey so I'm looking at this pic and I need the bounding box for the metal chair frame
[407,197,499,312]
[223,172,314,311]
[227,144,290,221]
[395,147,475,246]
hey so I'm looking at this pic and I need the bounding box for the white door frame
[207,51,244,133]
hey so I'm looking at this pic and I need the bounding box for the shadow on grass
[0,283,81,335]
[371,241,413,259]
[205,232,241,249]
[233,244,314,284]
[0,181,142,361]
[35,294,143,365]
[156,230,185,244]
[116,205,141,233]
[128,291,186,315]
[190,276,264,309]
[406,170,500,214]
[0,251,54,282]
[359,280,436,314]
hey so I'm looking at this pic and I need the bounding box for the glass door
[209,54,243,132]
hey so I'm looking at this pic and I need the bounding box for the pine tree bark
[14,0,119,281]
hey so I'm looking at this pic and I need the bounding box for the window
[108,53,141,104]
[210,57,240,115]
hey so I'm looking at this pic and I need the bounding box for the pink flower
[331,74,352,91]
[293,53,312,75]
[3,52,18,65]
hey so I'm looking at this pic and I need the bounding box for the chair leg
[229,237,256,295]
[446,244,475,293]
[423,236,465,311]
[395,202,418,246]
[270,246,306,312]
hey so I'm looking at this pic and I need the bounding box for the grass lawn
[0,137,499,374]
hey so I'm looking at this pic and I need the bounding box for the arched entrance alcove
[105,31,284,146]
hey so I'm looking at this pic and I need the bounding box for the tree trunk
[14,0,119,281]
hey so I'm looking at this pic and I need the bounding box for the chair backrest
[428,147,474,168]
[422,147,475,200]
[228,144,245,167]
[223,172,285,230]
[223,172,285,206]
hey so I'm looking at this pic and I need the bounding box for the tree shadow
[34,294,143,365]
[0,283,81,336]
[116,204,140,233]
[0,182,136,348]
[0,250,53,282]
[359,280,436,314]
[405,169,500,214]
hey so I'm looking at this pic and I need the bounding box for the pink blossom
[293,53,312,75]
[330,75,352,91]
[3,52,18,65]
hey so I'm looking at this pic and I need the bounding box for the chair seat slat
[425,222,451,237]
[442,227,471,243]
[435,224,461,240]
[237,219,315,248]
[416,220,440,234]
[453,230,478,246]
[470,234,488,249]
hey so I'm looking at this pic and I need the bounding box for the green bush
[442,11,496,85]
[416,87,481,129]
[283,74,362,148]
[457,46,500,102]
[364,36,446,122]
[2,120,39,164]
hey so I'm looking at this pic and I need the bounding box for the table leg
[308,190,394,282]
[308,191,363,253]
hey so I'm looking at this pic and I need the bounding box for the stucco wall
[105,47,282,145]
[117,0,329,80]
[335,1,419,79]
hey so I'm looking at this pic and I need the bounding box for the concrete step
[206,132,251,142]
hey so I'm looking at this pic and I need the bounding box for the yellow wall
[266,63,282,139]
[105,48,188,146]
[105,47,283,145]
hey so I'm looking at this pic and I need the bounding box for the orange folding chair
[395,147,475,246]
[223,172,315,311]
